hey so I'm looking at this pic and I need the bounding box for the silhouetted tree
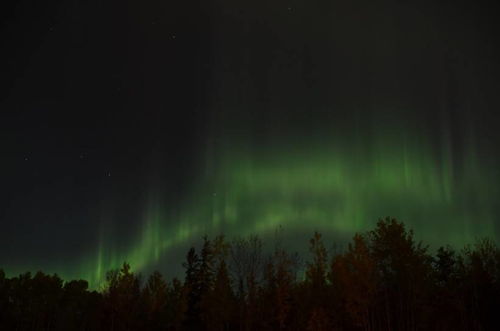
[1,218,499,331]
[142,271,169,330]
[199,236,236,331]
[430,246,463,330]
[103,262,142,331]
[229,235,263,331]
[183,246,203,330]
[305,231,331,327]
[0,269,9,328]
[167,277,187,331]
[204,259,236,331]
[459,239,500,331]
[331,233,377,331]
[259,240,300,331]
[368,217,433,331]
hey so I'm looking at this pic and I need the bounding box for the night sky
[2,0,500,287]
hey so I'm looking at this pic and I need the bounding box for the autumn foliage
[1,217,500,330]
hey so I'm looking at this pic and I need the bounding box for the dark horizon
[1,218,500,330]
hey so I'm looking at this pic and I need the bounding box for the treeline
[1,218,500,331]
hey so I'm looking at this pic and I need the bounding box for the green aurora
[66,117,498,288]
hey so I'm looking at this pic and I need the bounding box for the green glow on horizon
[9,112,496,289]
[66,121,498,289]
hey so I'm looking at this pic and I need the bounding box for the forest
[1,217,499,331]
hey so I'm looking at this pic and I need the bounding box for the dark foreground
[1,217,499,331]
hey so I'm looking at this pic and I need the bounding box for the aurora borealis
[76,117,499,287]
[2,0,500,288]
